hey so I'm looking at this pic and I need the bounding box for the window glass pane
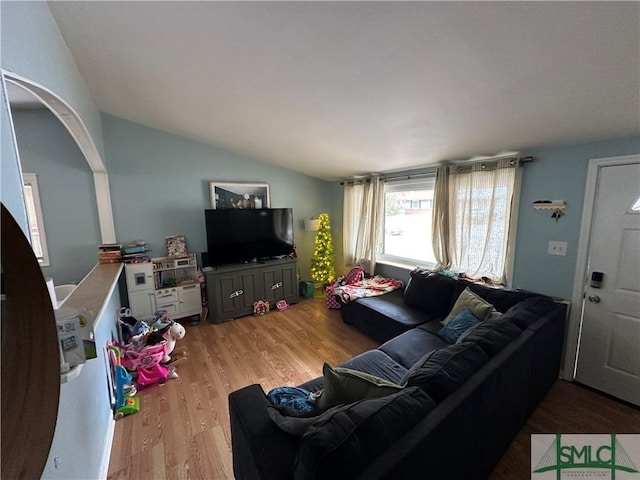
[22,173,49,265]
[381,178,435,264]
[23,184,44,259]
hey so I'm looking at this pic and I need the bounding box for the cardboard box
[56,307,96,369]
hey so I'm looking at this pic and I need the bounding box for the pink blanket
[333,275,404,304]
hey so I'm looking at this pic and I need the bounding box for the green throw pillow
[441,287,493,325]
[315,363,403,411]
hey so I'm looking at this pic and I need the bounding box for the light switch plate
[548,240,567,256]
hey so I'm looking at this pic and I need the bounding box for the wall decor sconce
[533,200,566,222]
[304,217,320,231]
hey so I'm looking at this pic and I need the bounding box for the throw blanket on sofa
[333,276,404,304]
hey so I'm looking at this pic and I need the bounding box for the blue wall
[101,114,333,279]
[12,109,101,284]
[1,1,105,236]
[0,2,105,158]
[512,136,640,299]
[1,80,27,230]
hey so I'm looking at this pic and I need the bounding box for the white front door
[574,159,640,406]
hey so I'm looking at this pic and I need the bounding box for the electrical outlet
[548,240,567,256]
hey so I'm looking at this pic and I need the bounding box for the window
[22,173,50,266]
[379,176,436,266]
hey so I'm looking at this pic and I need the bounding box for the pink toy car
[120,341,177,388]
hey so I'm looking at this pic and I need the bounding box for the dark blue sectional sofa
[228,269,567,480]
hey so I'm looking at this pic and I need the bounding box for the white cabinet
[124,254,201,322]
[178,284,201,317]
[128,290,157,320]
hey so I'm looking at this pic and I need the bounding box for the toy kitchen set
[124,254,201,323]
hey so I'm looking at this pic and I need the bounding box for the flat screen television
[204,208,295,266]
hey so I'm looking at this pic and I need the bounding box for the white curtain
[436,158,518,283]
[343,175,384,274]
[431,166,451,271]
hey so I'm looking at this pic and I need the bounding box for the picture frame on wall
[209,181,270,209]
[165,234,187,257]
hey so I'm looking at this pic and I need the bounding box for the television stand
[204,257,299,323]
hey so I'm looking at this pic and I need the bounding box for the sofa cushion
[267,400,355,437]
[338,349,408,384]
[450,279,539,313]
[294,387,436,480]
[442,287,493,325]
[403,269,456,317]
[340,289,434,342]
[456,310,499,344]
[401,343,489,403]
[298,350,408,393]
[438,308,480,344]
[379,328,448,369]
[315,363,403,411]
[459,313,522,357]
[501,295,558,330]
[267,405,322,436]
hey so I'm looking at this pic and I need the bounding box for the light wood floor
[107,298,639,480]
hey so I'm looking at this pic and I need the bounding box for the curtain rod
[340,156,534,185]
[340,172,432,186]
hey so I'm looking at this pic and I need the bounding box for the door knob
[588,295,601,303]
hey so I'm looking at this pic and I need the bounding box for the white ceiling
[47,1,639,181]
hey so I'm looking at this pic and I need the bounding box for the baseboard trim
[98,416,116,479]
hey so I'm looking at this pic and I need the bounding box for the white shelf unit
[533,201,566,221]
[153,254,197,288]
[532,201,566,211]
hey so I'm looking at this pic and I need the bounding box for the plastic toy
[136,360,177,389]
[107,344,140,420]
[276,300,289,311]
[150,310,170,330]
[161,322,186,363]
[118,307,149,345]
[119,341,178,389]
[253,299,270,316]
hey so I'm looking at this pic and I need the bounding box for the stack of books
[98,243,122,264]
[121,241,151,263]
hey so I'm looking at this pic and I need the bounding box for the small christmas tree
[310,213,336,286]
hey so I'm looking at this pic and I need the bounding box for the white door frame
[564,154,640,380]
[2,69,116,244]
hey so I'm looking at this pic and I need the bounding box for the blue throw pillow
[438,308,480,344]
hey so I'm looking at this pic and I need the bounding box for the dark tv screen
[204,208,294,266]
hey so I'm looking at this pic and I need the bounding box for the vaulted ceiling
[47,1,639,181]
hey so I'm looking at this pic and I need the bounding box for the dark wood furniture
[204,257,299,323]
